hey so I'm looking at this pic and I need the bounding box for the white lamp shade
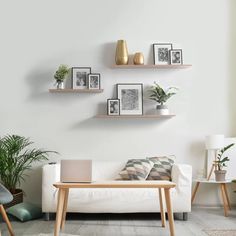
[205,135,224,150]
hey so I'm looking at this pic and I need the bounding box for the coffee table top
[194,178,232,184]
[54,181,176,189]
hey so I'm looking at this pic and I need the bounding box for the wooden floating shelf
[49,89,104,93]
[112,64,192,69]
[95,114,175,119]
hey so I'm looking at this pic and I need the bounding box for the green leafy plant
[216,143,235,171]
[0,135,57,194]
[149,82,178,105]
[54,64,69,82]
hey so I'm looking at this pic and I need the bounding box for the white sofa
[42,160,192,219]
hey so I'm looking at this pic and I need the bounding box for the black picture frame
[107,99,120,116]
[88,73,101,90]
[116,83,143,115]
[71,67,91,89]
[169,49,183,65]
[153,43,173,65]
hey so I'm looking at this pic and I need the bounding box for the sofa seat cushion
[116,159,154,180]
[146,156,175,180]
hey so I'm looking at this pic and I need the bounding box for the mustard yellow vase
[133,52,144,65]
[115,40,129,65]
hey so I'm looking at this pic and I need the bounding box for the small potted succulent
[149,82,178,115]
[215,143,235,181]
[54,64,69,89]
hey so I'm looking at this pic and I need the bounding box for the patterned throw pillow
[146,156,175,180]
[116,159,154,180]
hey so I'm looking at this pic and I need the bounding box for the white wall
[0,0,235,206]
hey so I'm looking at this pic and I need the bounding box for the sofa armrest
[42,163,60,212]
[171,164,192,189]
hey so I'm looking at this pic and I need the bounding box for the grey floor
[0,208,236,236]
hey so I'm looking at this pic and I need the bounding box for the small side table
[191,179,232,217]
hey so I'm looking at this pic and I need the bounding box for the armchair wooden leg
[0,205,14,236]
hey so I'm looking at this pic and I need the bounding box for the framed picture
[153,43,173,65]
[169,49,183,65]
[88,73,100,90]
[117,83,143,115]
[71,67,91,89]
[107,99,120,116]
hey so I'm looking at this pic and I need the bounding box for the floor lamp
[205,135,224,180]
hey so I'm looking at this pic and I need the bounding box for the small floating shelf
[49,89,104,93]
[111,64,192,69]
[95,114,175,119]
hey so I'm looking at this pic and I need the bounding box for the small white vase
[56,81,64,89]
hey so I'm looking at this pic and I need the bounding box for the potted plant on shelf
[214,143,235,181]
[54,64,69,89]
[149,82,178,115]
[0,134,56,208]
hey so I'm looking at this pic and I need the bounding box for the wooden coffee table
[53,181,176,236]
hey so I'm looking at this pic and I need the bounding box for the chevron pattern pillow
[146,156,175,180]
[116,159,154,180]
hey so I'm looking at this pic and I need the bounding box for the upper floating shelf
[95,114,175,119]
[111,64,192,69]
[49,89,104,93]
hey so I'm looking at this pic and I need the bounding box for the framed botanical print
[117,83,143,115]
[71,67,91,89]
[153,43,173,65]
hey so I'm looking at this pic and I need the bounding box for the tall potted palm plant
[0,135,56,208]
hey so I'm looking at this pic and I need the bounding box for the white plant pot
[155,105,169,115]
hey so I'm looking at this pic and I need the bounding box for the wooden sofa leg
[183,212,188,221]
[0,205,14,236]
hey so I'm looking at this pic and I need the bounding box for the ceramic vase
[133,52,144,65]
[115,40,129,65]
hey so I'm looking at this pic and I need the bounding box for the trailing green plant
[149,82,178,105]
[0,134,57,194]
[216,143,235,171]
[54,64,69,82]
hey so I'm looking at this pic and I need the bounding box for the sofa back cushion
[146,156,175,181]
[116,159,154,180]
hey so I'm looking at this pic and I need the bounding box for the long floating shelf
[49,89,104,93]
[95,114,175,119]
[112,64,192,69]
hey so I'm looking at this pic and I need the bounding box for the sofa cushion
[146,156,175,180]
[116,159,154,180]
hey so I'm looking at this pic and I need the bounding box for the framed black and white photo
[88,73,100,90]
[169,49,183,65]
[117,83,143,115]
[107,99,120,116]
[71,67,91,89]
[153,43,173,65]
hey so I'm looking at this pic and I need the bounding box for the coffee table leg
[220,184,228,217]
[158,188,166,227]
[164,188,175,236]
[191,182,200,203]
[54,188,66,236]
[223,184,231,210]
[61,188,69,229]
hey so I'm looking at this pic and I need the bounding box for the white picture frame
[117,83,143,115]
[153,43,173,65]
[71,67,91,89]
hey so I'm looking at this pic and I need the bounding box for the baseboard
[192,204,236,208]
